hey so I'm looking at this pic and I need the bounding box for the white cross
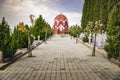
[58,25,65,31]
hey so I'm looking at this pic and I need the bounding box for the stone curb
[78,39,107,57]
[110,58,120,67]
[0,41,43,70]
[78,39,120,67]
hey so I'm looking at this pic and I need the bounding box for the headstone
[38,35,40,41]
[89,33,92,43]
[96,33,106,48]
[79,33,85,39]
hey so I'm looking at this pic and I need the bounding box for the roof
[54,14,67,21]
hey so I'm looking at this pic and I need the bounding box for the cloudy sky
[0,0,84,30]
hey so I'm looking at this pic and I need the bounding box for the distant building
[53,14,69,34]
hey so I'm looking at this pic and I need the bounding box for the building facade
[53,14,69,34]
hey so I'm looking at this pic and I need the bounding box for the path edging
[78,39,120,67]
[0,42,43,70]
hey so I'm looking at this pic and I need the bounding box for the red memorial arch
[53,14,69,34]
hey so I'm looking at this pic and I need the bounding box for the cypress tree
[104,1,120,58]
[81,0,109,31]
[0,17,17,58]
[81,0,120,59]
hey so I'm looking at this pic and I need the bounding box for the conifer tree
[0,17,17,58]
[31,15,53,41]
[81,0,120,59]
[104,2,120,58]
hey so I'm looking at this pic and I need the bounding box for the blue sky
[0,0,84,30]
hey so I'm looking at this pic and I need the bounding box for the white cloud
[0,0,82,30]
[64,12,82,26]
[2,0,24,12]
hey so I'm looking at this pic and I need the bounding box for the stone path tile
[0,35,120,80]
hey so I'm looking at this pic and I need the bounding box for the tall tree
[81,0,109,31]
[104,1,120,59]
[81,0,120,59]
[0,17,17,59]
[0,17,10,58]
[100,0,109,31]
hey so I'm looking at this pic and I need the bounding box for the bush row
[0,15,53,59]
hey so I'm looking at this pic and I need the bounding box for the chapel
[53,14,69,34]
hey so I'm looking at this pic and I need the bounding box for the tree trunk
[71,36,72,39]
[76,34,79,43]
[92,33,97,56]
[0,51,4,63]
[119,51,120,61]
[45,31,47,44]
[28,31,32,57]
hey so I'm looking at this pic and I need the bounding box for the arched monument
[53,14,69,34]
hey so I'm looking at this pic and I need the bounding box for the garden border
[0,41,43,70]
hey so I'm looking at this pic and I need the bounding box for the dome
[55,14,67,21]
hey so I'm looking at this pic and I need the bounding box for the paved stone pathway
[0,35,120,80]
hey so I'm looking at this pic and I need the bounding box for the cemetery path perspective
[0,35,120,80]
